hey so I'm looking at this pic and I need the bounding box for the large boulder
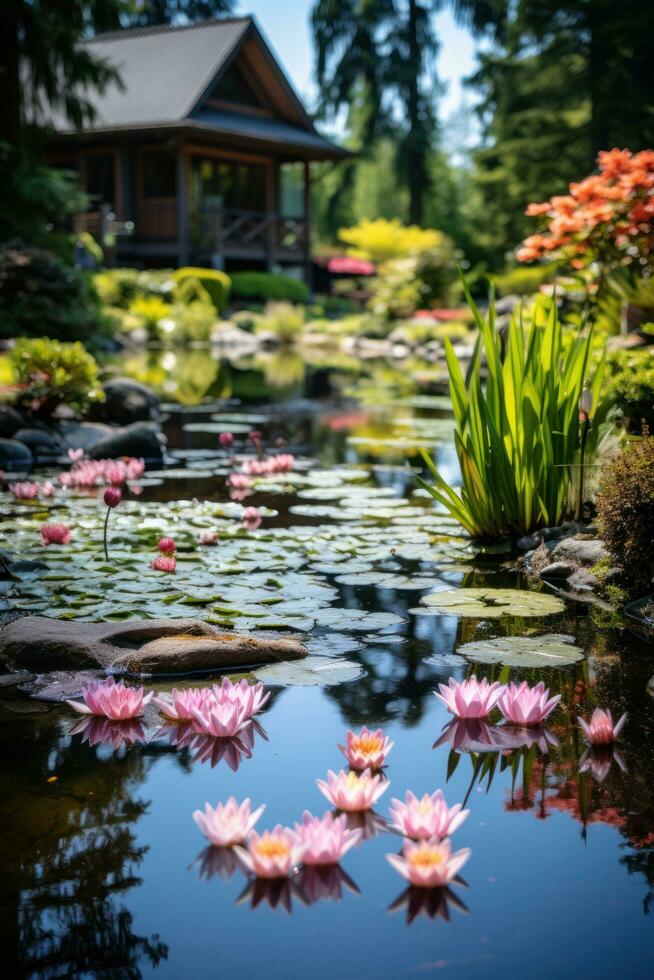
[550,537,608,567]
[13,427,62,459]
[0,616,308,678]
[58,420,114,452]
[90,377,160,426]
[0,404,26,439]
[86,421,166,463]
[0,437,33,470]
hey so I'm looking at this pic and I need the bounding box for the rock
[87,422,166,463]
[89,377,161,426]
[58,420,114,451]
[567,569,599,592]
[541,526,566,541]
[0,437,33,470]
[113,633,307,674]
[539,561,575,579]
[0,616,307,676]
[13,427,62,457]
[0,404,26,439]
[517,532,542,551]
[550,537,609,566]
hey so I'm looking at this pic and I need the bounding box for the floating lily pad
[418,587,565,618]
[254,656,363,687]
[457,633,583,668]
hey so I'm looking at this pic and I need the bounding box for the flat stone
[567,569,599,592]
[516,532,541,551]
[0,616,307,676]
[0,437,33,470]
[539,561,574,579]
[550,537,608,566]
[87,421,166,463]
[58,420,113,451]
[113,633,307,674]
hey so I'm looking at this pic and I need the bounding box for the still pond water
[1,347,653,979]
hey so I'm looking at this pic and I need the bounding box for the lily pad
[418,587,565,619]
[457,633,583,668]
[254,656,363,687]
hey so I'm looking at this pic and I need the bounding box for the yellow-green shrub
[338,218,446,262]
[173,267,231,312]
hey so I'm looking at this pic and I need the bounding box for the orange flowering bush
[518,149,654,272]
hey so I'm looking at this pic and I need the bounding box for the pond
[1,345,653,978]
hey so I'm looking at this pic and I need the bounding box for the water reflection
[388,882,469,925]
[158,718,267,771]
[295,864,361,905]
[70,716,147,751]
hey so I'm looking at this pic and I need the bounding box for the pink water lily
[199,530,219,546]
[67,448,84,461]
[158,536,176,553]
[316,768,389,812]
[388,790,469,841]
[219,432,234,447]
[212,677,269,720]
[152,687,212,722]
[435,676,505,719]
[338,727,394,770]
[10,481,39,499]
[193,796,265,847]
[192,700,249,738]
[40,523,71,546]
[241,506,262,530]
[239,825,305,879]
[66,677,153,720]
[387,837,471,889]
[498,681,561,726]
[152,554,176,573]
[579,708,627,745]
[294,810,362,865]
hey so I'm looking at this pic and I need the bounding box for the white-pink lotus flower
[579,708,627,746]
[152,687,212,722]
[193,797,265,847]
[338,727,394,770]
[191,700,249,738]
[435,676,505,719]
[294,810,362,865]
[498,681,561,726]
[388,790,469,841]
[316,768,389,812]
[239,825,305,879]
[66,677,153,720]
[212,676,269,721]
[387,836,471,889]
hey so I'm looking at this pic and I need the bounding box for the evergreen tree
[123,1,234,28]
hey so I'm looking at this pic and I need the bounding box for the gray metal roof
[46,18,251,132]
[190,109,349,158]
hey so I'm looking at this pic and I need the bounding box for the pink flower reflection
[235,877,295,913]
[160,718,267,770]
[295,864,361,905]
[341,809,389,842]
[580,745,627,784]
[194,845,249,882]
[433,718,508,753]
[387,884,469,925]
[69,715,146,750]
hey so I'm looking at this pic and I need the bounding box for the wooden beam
[176,144,189,266]
[303,159,311,286]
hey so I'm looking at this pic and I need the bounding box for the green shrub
[419,284,609,538]
[230,271,309,304]
[173,267,230,311]
[253,302,305,342]
[596,433,654,597]
[367,245,458,319]
[9,337,104,416]
[166,301,217,343]
[492,262,559,297]
[601,347,654,431]
[94,268,175,308]
[129,296,172,336]
[0,243,106,343]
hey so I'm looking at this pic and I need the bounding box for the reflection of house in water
[0,714,173,977]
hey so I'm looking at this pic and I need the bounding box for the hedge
[173,267,231,312]
[229,271,310,304]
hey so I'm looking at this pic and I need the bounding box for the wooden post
[303,159,311,288]
[176,144,189,267]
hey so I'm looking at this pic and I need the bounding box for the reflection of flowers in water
[70,716,146,751]
[341,809,389,842]
[160,718,267,771]
[235,876,296,914]
[194,845,249,882]
[580,745,627,784]
[434,718,557,755]
[388,882,469,925]
[295,864,361,905]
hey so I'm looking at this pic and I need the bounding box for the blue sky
[242,1,478,120]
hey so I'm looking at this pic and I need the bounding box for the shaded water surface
[1,348,653,978]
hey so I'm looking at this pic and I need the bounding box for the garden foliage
[596,432,654,597]
[172,267,231,312]
[338,219,445,263]
[419,283,607,538]
[229,271,310,304]
[8,337,104,416]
